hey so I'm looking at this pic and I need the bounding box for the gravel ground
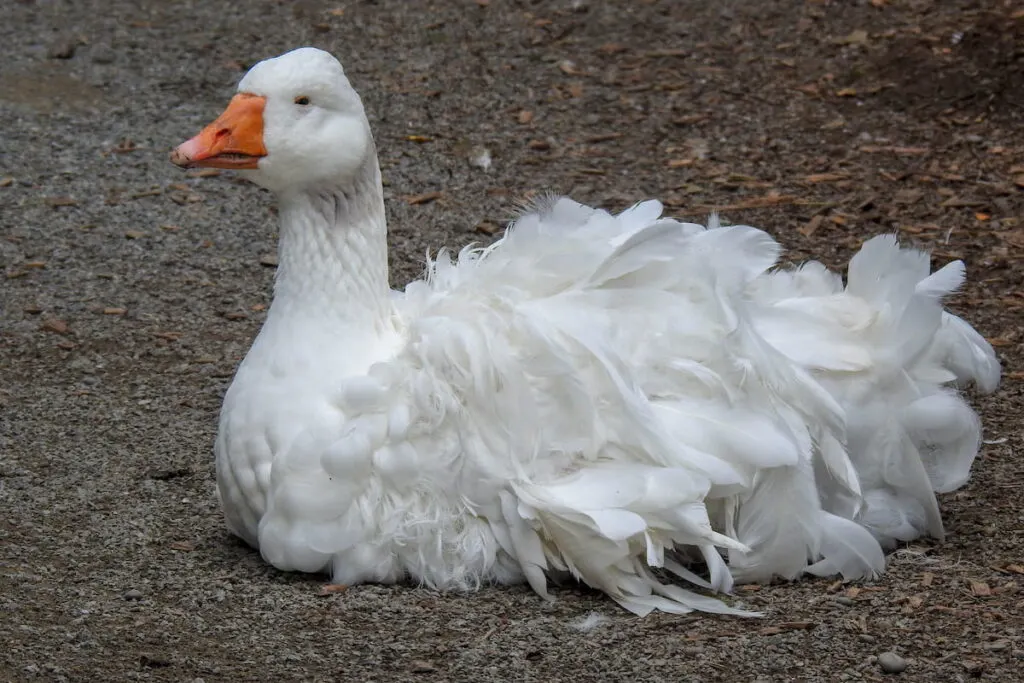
[2,1,1022,681]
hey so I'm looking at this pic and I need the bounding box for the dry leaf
[970,581,992,597]
[921,572,935,586]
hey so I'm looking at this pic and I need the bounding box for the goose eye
[294,96,311,106]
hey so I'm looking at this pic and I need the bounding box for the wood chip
[799,215,823,236]
[558,60,582,75]
[859,145,930,155]
[169,541,195,552]
[835,87,857,97]
[405,135,432,143]
[102,307,126,315]
[125,230,146,239]
[970,581,992,597]
[528,139,551,151]
[474,221,500,235]
[584,133,622,143]
[803,173,848,183]
[517,110,534,124]
[189,169,221,178]
[24,261,46,269]
[318,584,348,595]
[405,191,443,205]
[153,331,182,341]
[222,311,248,321]
[259,254,279,267]
[921,572,934,586]
[46,197,78,207]
[0,177,13,187]
[41,318,70,335]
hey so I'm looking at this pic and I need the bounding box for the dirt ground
[2,0,1022,681]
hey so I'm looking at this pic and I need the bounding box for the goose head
[171,47,373,195]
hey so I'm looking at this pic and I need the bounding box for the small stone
[683,646,704,656]
[47,37,77,59]
[410,660,436,673]
[877,651,907,674]
[858,634,876,643]
[90,46,116,64]
[259,254,279,267]
[467,145,492,171]
[123,589,144,601]
[835,596,855,607]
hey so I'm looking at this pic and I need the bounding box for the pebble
[123,589,144,601]
[90,46,116,64]
[410,660,437,673]
[877,652,908,674]
[47,38,77,59]
[835,596,855,607]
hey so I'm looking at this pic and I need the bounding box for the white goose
[171,47,1000,616]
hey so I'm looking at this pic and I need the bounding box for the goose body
[172,47,1000,616]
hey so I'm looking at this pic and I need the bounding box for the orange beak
[170,93,268,169]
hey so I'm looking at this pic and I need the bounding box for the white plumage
[172,47,1000,616]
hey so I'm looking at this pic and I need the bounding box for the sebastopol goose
[170,47,1000,616]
